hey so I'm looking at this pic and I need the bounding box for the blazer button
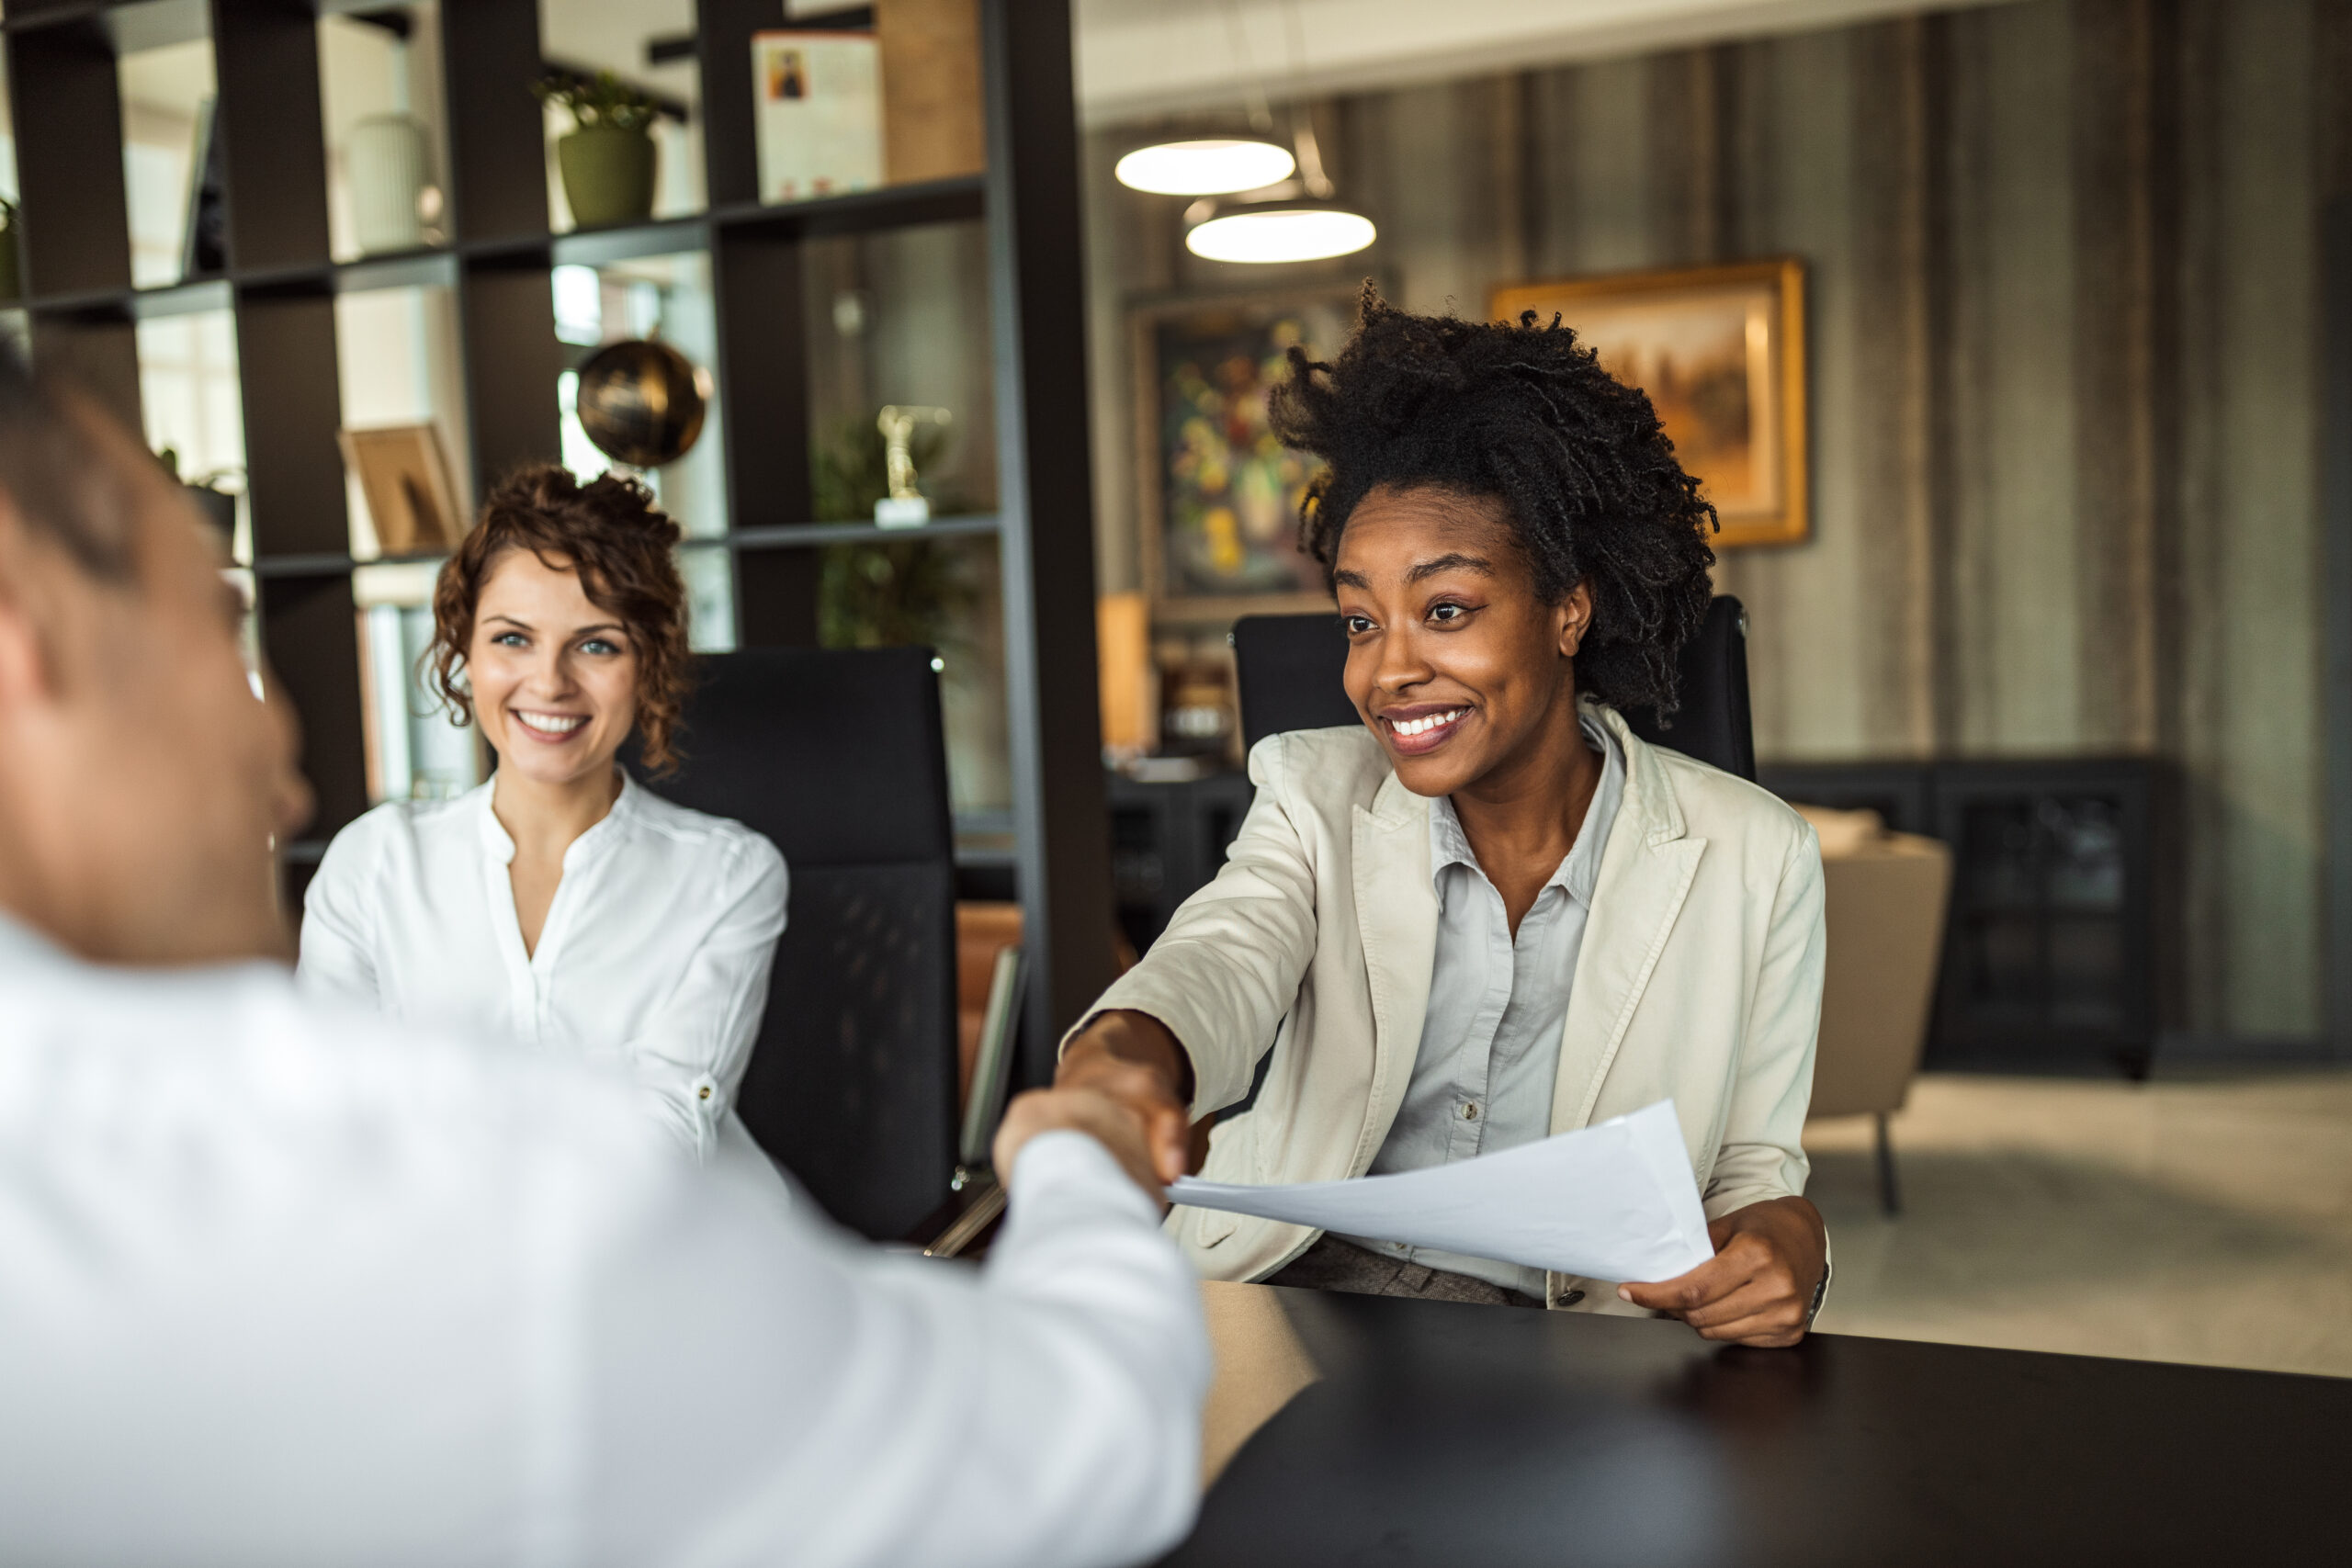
[1557,1289,1585,1306]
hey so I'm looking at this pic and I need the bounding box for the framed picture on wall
[1132,287,1357,619]
[1492,257,1809,547]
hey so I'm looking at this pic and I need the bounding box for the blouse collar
[471,769,640,869]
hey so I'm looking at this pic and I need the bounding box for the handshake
[998,1011,1194,1202]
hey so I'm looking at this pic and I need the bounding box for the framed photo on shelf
[1491,257,1808,547]
[751,30,883,202]
[339,423,466,556]
[1132,287,1356,620]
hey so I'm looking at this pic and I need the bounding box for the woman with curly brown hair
[298,465,786,1163]
[1057,288,1829,1345]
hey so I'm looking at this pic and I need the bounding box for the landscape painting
[1492,258,1807,547]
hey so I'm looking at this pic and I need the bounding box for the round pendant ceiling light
[1114,137,1296,196]
[1185,199,1377,265]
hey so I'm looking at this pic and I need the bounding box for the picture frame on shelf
[339,423,466,556]
[752,30,884,203]
[1132,286,1355,621]
[1491,257,1809,548]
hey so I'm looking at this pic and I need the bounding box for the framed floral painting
[1132,288,1357,618]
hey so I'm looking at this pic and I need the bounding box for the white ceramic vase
[346,115,429,254]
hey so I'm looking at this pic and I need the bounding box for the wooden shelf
[15,178,988,318]
[694,516,1003,550]
[247,517,1003,580]
[0,3,119,38]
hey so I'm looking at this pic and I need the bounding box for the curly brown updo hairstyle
[427,464,691,773]
[1270,284,1718,716]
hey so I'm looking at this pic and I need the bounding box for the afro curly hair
[1270,283,1718,716]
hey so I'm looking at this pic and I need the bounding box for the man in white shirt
[0,360,1207,1565]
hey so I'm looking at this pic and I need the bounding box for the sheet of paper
[1169,1099,1714,1284]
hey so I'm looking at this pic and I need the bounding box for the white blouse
[298,773,788,1159]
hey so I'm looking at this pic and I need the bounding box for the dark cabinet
[1109,756,2173,1077]
[1760,758,2170,1076]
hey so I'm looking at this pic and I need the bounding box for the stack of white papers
[1168,1099,1714,1284]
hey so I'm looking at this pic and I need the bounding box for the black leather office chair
[1232,596,1758,781]
[641,647,958,1242]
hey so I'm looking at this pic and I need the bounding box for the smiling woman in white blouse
[299,465,787,1163]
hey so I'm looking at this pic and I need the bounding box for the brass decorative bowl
[575,339,707,468]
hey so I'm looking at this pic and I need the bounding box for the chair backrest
[640,647,958,1241]
[1232,596,1758,782]
[1805,831,1953,1119]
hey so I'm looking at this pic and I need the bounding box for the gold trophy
[875,404,952,526]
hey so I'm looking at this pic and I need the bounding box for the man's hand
[1053,1010,1194,1187]
[1617,1196,1826,1348]
[993,1086,1180,1207]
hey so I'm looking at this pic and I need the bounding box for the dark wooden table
[1162,1285,2346,1565]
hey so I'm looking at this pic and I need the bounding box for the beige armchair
[1795,806,1952,1214]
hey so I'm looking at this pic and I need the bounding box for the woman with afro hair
[1060,288,1829,1347]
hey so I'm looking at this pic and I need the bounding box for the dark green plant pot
[558,128,656,228]
[0,230,19,302]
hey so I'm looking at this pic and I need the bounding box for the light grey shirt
[1340,711,1626,1294]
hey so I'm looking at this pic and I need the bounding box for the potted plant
[0,196,21,302]
[535,72,660,228]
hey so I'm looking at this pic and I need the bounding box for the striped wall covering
[1084,0,2352,1043]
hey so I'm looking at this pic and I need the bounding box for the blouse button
[697,1084,713,1100]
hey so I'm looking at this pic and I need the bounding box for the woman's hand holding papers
[1617,1196,1828,1348]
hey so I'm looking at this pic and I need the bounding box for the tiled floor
[1803,1069,2352,1378]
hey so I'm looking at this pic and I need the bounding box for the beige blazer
[1073,704,1826,1313]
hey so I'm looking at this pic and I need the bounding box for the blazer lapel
[1550,707,1706,1134]
[1350,772,1438,1174]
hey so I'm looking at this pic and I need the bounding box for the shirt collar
[1427,710,1624,908]
[473,769,638,869]
[0,907,71,975]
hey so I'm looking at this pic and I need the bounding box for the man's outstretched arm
[581,1086,1211,1568]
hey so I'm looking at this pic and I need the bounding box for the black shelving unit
[2,0,1116,1086]
[1761,757,2173,1076]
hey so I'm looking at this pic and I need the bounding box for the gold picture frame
[1132,287,1355,622]
[338,423,466,557]
[1492,257,1809,548]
